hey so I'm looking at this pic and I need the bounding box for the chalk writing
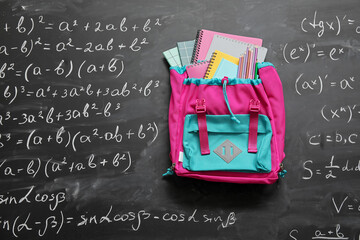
[332,193,360,214]
[0,208,236,238]
[303,155,360,180]
[289,224,351,240]
[282,42,345,63]
[295,74,357,96]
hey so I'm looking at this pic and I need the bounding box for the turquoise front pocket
[182,114,272,172]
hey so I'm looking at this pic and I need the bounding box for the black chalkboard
[0,0,359,239]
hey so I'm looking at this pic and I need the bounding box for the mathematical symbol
[47,135,53,142]
[118,44,126,50]
[330,109,340,118]
[317,50,325,56]
[316,169,321,175]
[17,168,23,173]
[16,140,23,144]
[127,129,134,139]
[4,23,10,32]
[328,230,334,235]
[100,159,108,166]
[348,205,354,210]
[311,80,317,85]
[99,64,105,71]
[95,112,102,115]
[11,47,18,50]
[13,118,18,120]
[132,24,139,31]
[84,22,90,31]
[35,222,41,225]
[66,217,73,223]
[44,43,51,46]
[326,21,334,30]
[43,47,50,50]
[153,216,160,219]
[75,48,83,51]
[46,69,51,72]
[348,19,355,25]
[44,26,53,30]
[330,82,337,87]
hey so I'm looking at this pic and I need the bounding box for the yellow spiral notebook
[204,50,239,79]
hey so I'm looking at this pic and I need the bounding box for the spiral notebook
[186,61,210,78]
[204,50,239,79]
[191,29,263,63]
[205,35,268,62]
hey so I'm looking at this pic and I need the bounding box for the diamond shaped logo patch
[213,140,242,163]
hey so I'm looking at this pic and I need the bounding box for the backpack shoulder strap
[258,63,286,162]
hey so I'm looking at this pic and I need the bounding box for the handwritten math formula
[280,8,360,239]
[0,6,167,239]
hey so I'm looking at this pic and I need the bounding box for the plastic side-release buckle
[249,99,261,112]
[195,98,210,155]
[196,99,206,113]
[248,99,261,153]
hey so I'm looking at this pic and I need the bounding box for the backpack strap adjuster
[195,99,210,155]
[248,99,260,153]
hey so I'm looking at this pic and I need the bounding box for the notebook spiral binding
[191,30,204,64]
[204,51,218,79]
[186,60,209,69]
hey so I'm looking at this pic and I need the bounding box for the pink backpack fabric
[167,63,285,184]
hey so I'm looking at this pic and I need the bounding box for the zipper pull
[278,163,287,178]
[163,163,175,176]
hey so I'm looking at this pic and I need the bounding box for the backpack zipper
[163,163,176,176]
[278,163,287,178]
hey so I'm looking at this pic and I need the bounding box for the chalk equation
[282,42,345,63]
[289,224,352,240]
[332,193,360,215]
[0,15,162,56]
[320,104,359,123]
[295,74,357,96]
[301,10,360,37]
[303,155,360,180]
[0,152,132,179]
[307,130,359,147]
[0,207,236,238]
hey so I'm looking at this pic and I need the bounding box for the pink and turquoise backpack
[165,62,286,184]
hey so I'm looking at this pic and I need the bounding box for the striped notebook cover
[205,50,239,79]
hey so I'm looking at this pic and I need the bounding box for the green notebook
[163,47,182,67]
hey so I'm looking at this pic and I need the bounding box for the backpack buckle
[249,99,260,112]
[196,99,206,113]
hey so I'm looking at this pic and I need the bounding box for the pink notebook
[191,29,263,63]
[186,61,210,78]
